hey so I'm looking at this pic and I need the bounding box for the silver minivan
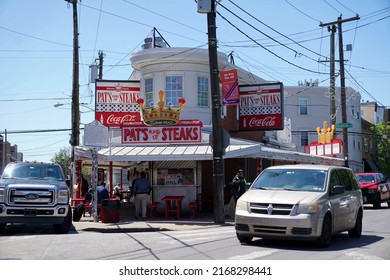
[235,164,363,247]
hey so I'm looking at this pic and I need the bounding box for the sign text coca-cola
[239,83,284,131]
[95,80,141,127]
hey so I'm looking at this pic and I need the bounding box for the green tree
[51,147,71,178]
[371,121,390,178]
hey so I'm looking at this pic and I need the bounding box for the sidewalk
[72,200,235,233]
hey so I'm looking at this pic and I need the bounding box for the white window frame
[144,77,153,107]
[300,131,309,146]
[197,76,209,107]
[299,99,308,115]
[165,75,183,106]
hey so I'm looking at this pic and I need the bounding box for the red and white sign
[220,69,239,106]
[121,120,203,144]
[305,139,343,156]
[95,80,141,127]
[239,83,284,131]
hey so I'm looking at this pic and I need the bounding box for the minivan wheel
[317,215,332,247]
[348,210,362,238]
[236,233,253,243]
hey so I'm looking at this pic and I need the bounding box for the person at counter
[113,183,123,200]
[132,172,151,220]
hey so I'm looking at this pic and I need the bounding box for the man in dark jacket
[231,169,247,200]
[133,172,151,220]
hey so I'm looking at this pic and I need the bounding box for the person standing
[97,181,110,204]
[96,181,109,217]
[113,183,123,200]
[132,172,151,220]
[231,169,247,200]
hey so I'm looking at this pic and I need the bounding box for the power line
[0,97,71,102]
[284,0,321,23]
[226,0,328,59]
[0,128,73,135]
[216,10,329,75]
[0,26,72,47]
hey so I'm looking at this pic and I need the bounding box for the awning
[74,131,344,165]
[247,145,344,165]
[75,140,259,162]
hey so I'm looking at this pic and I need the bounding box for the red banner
[220,69,239,106]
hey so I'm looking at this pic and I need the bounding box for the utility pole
[66,0,80,196]
[320,15,360,167]
[98,50,104,79]
[329,25,337,128]
[1,130,6,173]
[203,0,225,224]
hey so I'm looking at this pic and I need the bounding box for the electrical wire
[323,0,342,15]
[122,0,205,35]
[284,0,321,23]
[0,26,72,48]
[80,2,205,45]
[216,10,329,75]
[226,0,328,59]
[336,0,357,14]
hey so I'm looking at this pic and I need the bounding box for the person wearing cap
[231,169,247,200]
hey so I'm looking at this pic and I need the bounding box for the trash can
[100,199,121,223]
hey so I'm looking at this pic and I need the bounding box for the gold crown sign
[316,120,335,144]
[137,90,186,126]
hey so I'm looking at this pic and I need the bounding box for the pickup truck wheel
[236,233,253,243]
[317,215,332,247]
[0,223,6,234]
[348,210,362,238]
[53,206,73,234]
[373,193,381,209]
[387,201,390,208]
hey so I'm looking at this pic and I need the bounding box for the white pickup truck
[0,161,72,234]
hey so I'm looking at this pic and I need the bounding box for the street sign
[84,120,109,148]
[336,122,352,128]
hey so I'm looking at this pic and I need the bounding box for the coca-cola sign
[96,112,140,127]
[95,80,141,127]
[239,83,284,131]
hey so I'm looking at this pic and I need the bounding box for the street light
[54,102,94,113]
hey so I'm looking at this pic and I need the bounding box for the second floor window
[197,76,209,107]
[145,78,153,107]
[299,99,308,115]
[363,138,368,152]
[300,131,309,146]
[165,75,183,105]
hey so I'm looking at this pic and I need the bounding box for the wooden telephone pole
[320,15,360,167]
[65,0,80,196]
[197,0,225,224]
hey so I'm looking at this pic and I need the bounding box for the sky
[0,0,389,163]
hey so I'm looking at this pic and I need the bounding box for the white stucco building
[283,84,363,172]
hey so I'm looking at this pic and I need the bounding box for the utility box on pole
[197,0,211,13]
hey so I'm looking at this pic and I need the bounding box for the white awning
[75,143,260,162]
[247,145,344,165]
[74,131,344,165]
